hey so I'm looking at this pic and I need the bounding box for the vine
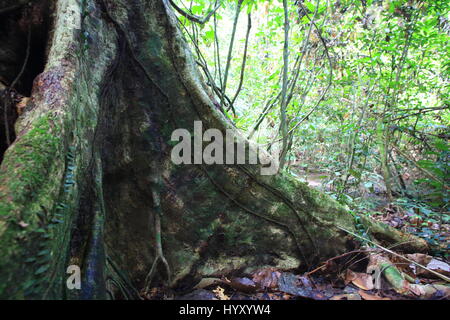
[96,0,173,290]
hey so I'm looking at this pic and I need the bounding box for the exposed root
[97,0,173,290]
[144,188,172,291]
[106,256,142,299]
[305,249,372,276]
[199,164,310,266]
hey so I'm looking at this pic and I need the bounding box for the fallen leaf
[343,286,359,294]
[405,253,433,276]
[277,272,322,299]
[426,259,450,278]
[298,276,313,287]
[345,269,356,284]
[405,253,433,265]
[346,269,374,290]
[252,268,281,289]
[225,277,258,293]
[408,283,424,296]
[358,290,390,300]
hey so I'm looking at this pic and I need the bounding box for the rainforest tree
[0,0,439,300]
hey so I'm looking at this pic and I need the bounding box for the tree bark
[0,0,428,300]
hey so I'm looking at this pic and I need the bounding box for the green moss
[1,114,61,211]
[0,113,66,299]
[146,32,163,58]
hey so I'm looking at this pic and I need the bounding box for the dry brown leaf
[404,254,450,279]
[426,259,450,278]
[345,269,356,284]
[408,283,425,296]
[358,290,390,300]
[353,274,374,291]
[346,269,374,290]
[405,253,433,266]
[252,268,281,289]
[16,97,30,115]
[405,253,433,276]
[226,277,258,293]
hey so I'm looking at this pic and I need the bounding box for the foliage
[172,0,449,249]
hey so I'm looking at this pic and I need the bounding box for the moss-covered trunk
[0,0,428,300]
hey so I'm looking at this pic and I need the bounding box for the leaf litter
[155,248,450,301]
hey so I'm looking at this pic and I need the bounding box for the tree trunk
[0,0,428,300]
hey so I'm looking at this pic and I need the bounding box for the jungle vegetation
[0,0,448,300]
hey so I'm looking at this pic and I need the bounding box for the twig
[99,0,172,290]
[144,188,172,290]
[279,0,291,169]
[285,1,333,136]
[305,249,372,276]
[268,0,333,147]
[247,92,281,139]
[336,225,450,283]
[230,12,251,106]
[213,12,223,90]
[169,0,221,25]
[286,0,319,107]
[3,23,31,146]
[389,106,449,122]
[220,0,243,110]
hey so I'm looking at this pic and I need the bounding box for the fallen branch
[144,187,172,290]
[305,249,372,276]
[337,225,450,283]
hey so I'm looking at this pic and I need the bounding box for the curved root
[144,188,171,292]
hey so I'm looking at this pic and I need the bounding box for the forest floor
[143,172,450,301]
[146,246,450,300]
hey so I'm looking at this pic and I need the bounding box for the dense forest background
[178,0,449,256]
[0,0,448,300]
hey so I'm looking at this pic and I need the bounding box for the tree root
[106,256,142,299]
[97,0,173,291]
[144,188,171,292]
[199,164,310,266]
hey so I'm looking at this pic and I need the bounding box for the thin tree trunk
[279,0,290,170]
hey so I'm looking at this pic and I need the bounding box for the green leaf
[35,264,50,275]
